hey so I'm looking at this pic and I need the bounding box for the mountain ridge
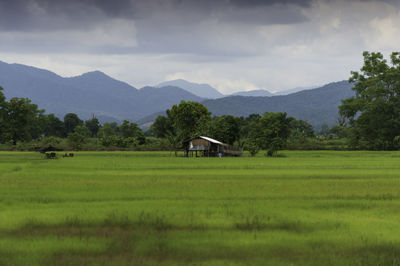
[203,81,354,128]
[0,60,354,128]
[137,81,354,129]
[156,79,224,99]
[231,89,273,97]
[0,61,203,123]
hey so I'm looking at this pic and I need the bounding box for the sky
[0,0,400,94]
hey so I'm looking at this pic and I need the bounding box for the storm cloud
[0,0,400,93]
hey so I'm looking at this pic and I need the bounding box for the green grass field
[1,151,400,265]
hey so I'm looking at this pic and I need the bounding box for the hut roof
[197,136,223,145]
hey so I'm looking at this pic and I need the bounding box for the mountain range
[202,81,353,128]
[0,60,354,128]
[0,61,202,123]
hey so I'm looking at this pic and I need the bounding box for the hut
[183,136,242,157]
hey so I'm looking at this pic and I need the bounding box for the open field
[1,151,400,265]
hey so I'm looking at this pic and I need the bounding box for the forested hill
[202,81,354,128]
[0,61,203,122]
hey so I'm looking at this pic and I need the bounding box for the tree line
[0,86,314,154]
[0,87,145,149]
[1,51,398,152]
[148,101,314,156]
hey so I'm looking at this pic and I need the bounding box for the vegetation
[149,101,302,156]
[2,51,400,265]
[2,51,400,153]
[0,84,346,153]
[1,151,400,265]
[247,112,292,156]
[340,51,400,150]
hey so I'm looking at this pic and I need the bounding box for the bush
[246,139,260,157]
[67,132,86,150]
[40,136,62,147]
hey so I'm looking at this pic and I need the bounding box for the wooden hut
[183,136,242,157]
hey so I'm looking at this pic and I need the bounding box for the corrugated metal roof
[198,136,223,145]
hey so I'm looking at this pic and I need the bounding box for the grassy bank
[1,151,400,265]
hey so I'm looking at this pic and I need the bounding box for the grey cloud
[35,0,134,18]
[1,0,400,93]
[0,0,311,32]
[229,0,312,8]
[0,0,396,59]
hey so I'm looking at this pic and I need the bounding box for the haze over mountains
[0,61,354,128]
[157,79,320,98]
[232,90,274,97]
[156,79,224,99]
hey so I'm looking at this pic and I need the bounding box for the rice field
[1,150,400,265]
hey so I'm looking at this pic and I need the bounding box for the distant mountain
[0,60,354,129]
[156,79,224,99]
[232,89,273,97]
[137,81,355,129]
[202,81,354,128]
[0,61,203,122]
[273,85,320,95]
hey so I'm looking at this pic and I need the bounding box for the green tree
[248,112,292,156]
[64,113,83,136]
[3,97,43,144]
[40,136,62,147]
[0,87,7,141]
[67,125,90,150]
[41,114,65,137]
[246,138,260,157]
[210,115,241,144]
[98,122,117,138]
[339,51,400,149]
[290,119,314,138]
[119,120,145,144]
[151,115,175,138]
[167,101,211,143]
[165,131,181,157]
[240,114,261,139]
[85,117,100,137]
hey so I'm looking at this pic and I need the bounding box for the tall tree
[119,120,145,144]
[3,97,42,144]
[151,115,175,138]
[167,101,211,142]
[339,51,400,149]
[210,115,241,144]
[85,117,100,137]
[41,114,65,137]
[67,125,90,150]
[0,87,7,141]
[248,112,292,156]
[63,113,83,136]
[98,122,117,138]
[240,114,261,139]
[290,119,314,138]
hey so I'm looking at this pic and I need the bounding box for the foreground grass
[1,151,400,265]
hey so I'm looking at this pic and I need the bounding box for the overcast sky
[0,0,399,94]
